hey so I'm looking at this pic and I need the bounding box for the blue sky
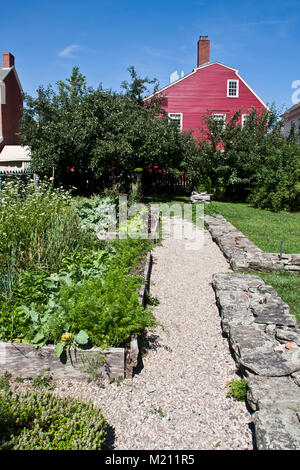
[2,0,300,110]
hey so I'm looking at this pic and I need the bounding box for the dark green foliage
[0,384,107,450]
[188,107,300,211]
[58,269,155,348]
[20,66,199,193]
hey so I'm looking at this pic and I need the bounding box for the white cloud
[57,44,82,58]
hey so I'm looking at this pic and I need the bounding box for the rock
[276,327,300,347]
[190,191,211,204]
[253,306,296,327]
[247,376,300,412]
[254,408,300,450]
[205,214,300,274]
[292,370,300,387]
[211,246,300,449]
[147,385,157,393]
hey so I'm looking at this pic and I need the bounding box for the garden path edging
[212,272,300,450]
[125,208,160,377]
[205,214,300,273]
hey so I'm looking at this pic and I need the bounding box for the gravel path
[25,217,254,450]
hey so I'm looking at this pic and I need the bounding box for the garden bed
[0,180,160,382]
[0,246,154,381]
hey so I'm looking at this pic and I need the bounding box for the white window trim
[168,112,183,131]
[227,79,239,98]
[241,114,248,127]
[212,113,226,128]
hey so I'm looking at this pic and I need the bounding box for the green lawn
[205,201,300,254]
[143,197,300,253]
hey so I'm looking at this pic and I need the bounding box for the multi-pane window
[212,113,226,127]
[227,79,239,97]
[168,113,183,131]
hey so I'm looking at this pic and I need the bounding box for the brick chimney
[197,36,210,67]
[3,52,15,68]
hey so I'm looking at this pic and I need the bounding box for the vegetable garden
[0,178,156,357]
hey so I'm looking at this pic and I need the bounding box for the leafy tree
[20,66,198,194]
[187,106,300,210]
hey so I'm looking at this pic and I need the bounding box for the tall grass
[0,178,96,297]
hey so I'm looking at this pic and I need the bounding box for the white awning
[0,145,31,162]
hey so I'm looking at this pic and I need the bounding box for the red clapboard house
[145,36,268,141]
[0,52,31,173]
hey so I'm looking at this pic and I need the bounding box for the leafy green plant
[108,376,123,386]
[54,330,90,358]
[73,196,117,233]
[226,377,247,402]
[57,268,156,348]
[0,180,155,356]
[32,370,55,390]
[0,178,97,298]
[0,372,12,393]
[0,388,107,450]
[151,406,165,418]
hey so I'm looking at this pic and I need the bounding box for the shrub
[190,107,300,211]
[0,388,107,450]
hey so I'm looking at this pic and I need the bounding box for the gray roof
[282,102,300,116]
[0,67,13,82]
[0,66,23,93]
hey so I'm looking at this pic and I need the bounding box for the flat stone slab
[229,325,300,376]
[213,273,300,377]
[253,306,296,327]
[247,376,300,412]
[0,341,125,380]
[276,327,300,346]
[242,350,300,377]
[254,408,300,450]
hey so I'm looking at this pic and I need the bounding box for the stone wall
[205,214,300,273]
[212,272,300,450]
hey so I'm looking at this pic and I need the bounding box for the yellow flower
[61,332,73,342]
